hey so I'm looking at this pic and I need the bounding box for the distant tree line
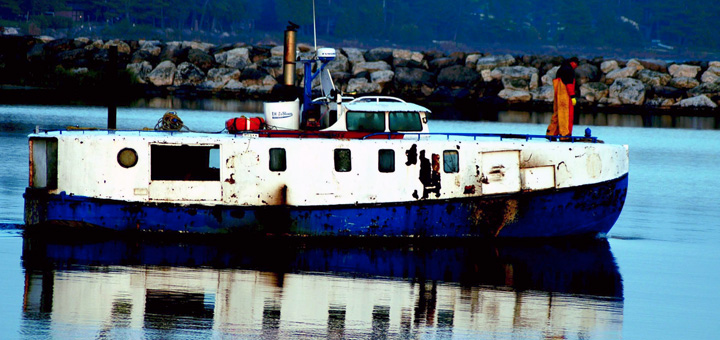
[1,0,719,53]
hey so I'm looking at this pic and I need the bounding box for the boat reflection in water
[21,235,623,339]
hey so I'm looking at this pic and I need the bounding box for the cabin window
[378,149,395,173]
[269,148,286,171]
[443,150,459,173]
[151,145,220,181]
[389,112,423,131]
[346,111,385,132]
[334,149,352,172]
[117,148,138,168]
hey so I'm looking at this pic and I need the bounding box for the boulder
[187,48,215,72]
[429,57,460,71]
[160,43,190,64]
[130,49,156,64]
[600,60,619,74]
[326,51,350,73]
[102,40,132,54]
[498,89,532,103]
[437,64,480,87]
[541,66,559,86]
[347,77,382,94]
[489,66,539,89]
[199,68,241,90]
[342,47,366,65]
[626,58,645,70]
[258,56,283,78]
[126,61,153,84]
[147,60,177,86]
[55,48,87,67]
[530,84,554,102]
[605,66,639,84]
[352,60,391,75]
[392,49,424,68]
[668,64,701,78]
[638,59,668,73]
[700,67,720,83]
[394,67,436,97]
[173,62,205,86]
[364,47,394,63]
[370,70,395,88]
[675,95,717,108]
[608,78,645,105]
[668,77,700,89]
[710,61,720,68]
[687,81,720,98]
[475,54,515,71]
[645,98,675,107]
[502,77,529,91]
[580,82,609,102]
[139,40,162,56]
[652,85,684,99]
[215,47,251,69]
[636,69,671,86]
[465,54,481,68]
[575,63,599,85]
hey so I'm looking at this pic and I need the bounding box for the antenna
[312,0,317,52]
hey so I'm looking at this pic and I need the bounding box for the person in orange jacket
[546,57,579,139]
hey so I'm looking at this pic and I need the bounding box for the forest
[1,0,718,57]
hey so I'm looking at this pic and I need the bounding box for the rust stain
[224,173,236,184]
[464,185,475,194]
[467,198,519,237]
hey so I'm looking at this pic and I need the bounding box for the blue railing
[362,132,599,143]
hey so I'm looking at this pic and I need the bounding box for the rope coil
[155,111,189,131]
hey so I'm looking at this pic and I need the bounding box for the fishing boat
[23,25,628,238]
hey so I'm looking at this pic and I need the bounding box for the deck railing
[362,132,599,143]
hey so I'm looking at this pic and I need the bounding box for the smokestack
[283,22,299,86]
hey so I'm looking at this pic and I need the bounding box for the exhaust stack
[283,22,299,86]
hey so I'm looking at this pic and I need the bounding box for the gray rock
[394,67,436,97]
[687,81,720,97]
[352,60,391,75]
[668,64,701,78]
[675,95,717,108]
[600,60,619,74]
[148,60,177,86]
[530,84,554,102]
[498,89,532,103]
[605,66,639,84]
[370,70,395,88]
[126,61,153,84]
[668,77,700,89]
[475,54,515,71]
[609,78,645,105]
[347,78,382,94]
[173,62,206,86]
[215,47,251,69]
[392,49,424,68]
[575,63,599,85]
[187,48,215,72]
[342,47,366,65]
[541,66,559,86]
[700,67,720,83]
[580,82,609,102]
[645,98,675,107]
[636,69,671,86]
[652,85,684,99]
[364,47,394,63]
[326,51,350,73]
[638,59,668,73]
[437,65,480,87]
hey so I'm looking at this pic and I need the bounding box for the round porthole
[117,148,138,168]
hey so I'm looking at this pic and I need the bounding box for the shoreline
[2,35,720,118]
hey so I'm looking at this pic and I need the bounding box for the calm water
[1,104,719,339]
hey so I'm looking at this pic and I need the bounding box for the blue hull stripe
[25,174,628,238]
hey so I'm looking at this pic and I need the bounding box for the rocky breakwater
[3,35,720,112]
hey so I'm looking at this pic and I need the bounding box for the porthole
[117,148,138,168]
